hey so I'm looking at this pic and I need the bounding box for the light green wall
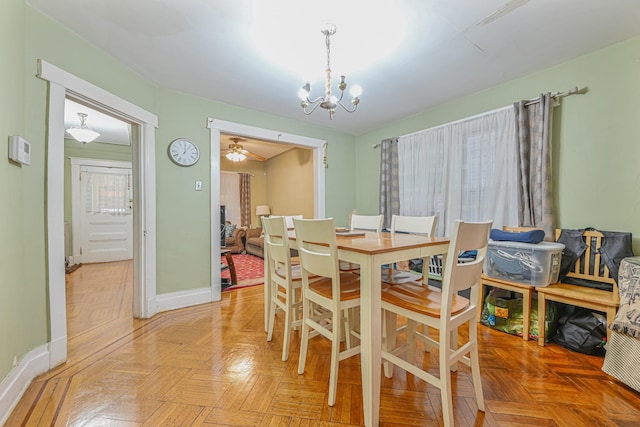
[266,148,314,220]
[355,36,640,253]
[0,0,28,381]
[63,139,133,255]
[0,3,357,384]
[153,89,355,294]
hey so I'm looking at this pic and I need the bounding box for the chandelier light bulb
[349,84,362,98]
[298,87,309,101]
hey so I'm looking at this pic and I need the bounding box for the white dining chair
[381,220,492,427]
[294,218,361,407]
[263,216,310,361]
[381,214,437,284]
[339,214,384,272]
[350,214,383,232]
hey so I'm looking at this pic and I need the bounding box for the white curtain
[398,106,518,237]
[220,171,241,226]
[84,168,131,215]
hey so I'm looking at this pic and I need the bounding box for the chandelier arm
[302,102,324,116]
[337,100,358,113]
[306,95,325,104]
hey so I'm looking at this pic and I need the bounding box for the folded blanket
[490,228,545,244]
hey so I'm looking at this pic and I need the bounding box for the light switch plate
[195,180,202,191]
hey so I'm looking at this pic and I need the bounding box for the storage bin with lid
[483,241,565,287]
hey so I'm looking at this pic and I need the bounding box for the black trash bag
[553,307,607,356]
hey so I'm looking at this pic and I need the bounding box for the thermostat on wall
[8,135,31,165]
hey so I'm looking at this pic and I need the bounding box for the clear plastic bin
[483,241,565,287]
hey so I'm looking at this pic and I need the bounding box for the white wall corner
[0,344,50,425]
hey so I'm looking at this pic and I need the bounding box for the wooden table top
[288,230,449,255]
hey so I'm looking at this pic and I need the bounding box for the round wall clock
[168,138,200,166]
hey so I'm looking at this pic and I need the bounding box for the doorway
[38,60,158,368]
[207,118,326,308]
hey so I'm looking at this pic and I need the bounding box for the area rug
[221,253,264,291]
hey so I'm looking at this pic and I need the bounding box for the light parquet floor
[6,261,640,426]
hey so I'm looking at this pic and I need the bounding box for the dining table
[263,229,450,426]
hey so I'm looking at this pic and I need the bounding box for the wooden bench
[537,229,620,346]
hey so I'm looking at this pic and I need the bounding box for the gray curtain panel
[240,173,251,227]
[514,93,556,240]
[379,137,400,229]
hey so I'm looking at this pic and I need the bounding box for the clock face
[168,138,200,166]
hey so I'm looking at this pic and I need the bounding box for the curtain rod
[221,170,255,177]
[525,86,588,106]
[373,86,588,148]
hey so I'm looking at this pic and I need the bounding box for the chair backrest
[284,214,303,229]
[441,220,493,316]
[262,216,293,272]
[391,215,437,236]
[554,229,617,290]
[293,218,340,297]
[350,214,383,232]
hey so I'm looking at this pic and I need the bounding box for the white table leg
[359,255,381,426]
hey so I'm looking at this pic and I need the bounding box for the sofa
[245,227,264,258]
[223,226,247,253]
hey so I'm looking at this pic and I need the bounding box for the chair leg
[343,309,352,350]
[439,331,454,427]
[297,297,310,375]
[266,298,277,342]
[406,319,417,361]
[469,319,485,411]
[383,310,397,378]
[328,309,341,407]
[282,294,292,362]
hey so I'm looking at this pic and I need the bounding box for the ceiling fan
[224,137,266,162]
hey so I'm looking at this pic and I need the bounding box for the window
[398,106,518,236]
[220,171,241,225]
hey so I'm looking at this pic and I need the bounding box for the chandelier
[298,23,362,120]
[66,112,100,143]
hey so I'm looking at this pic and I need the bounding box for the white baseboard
[0,344,50,425]
[153,287,213,313]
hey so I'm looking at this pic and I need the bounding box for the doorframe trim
[37,59,158,368]
[69,157,133,265]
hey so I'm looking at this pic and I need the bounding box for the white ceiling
[38,0,640,137]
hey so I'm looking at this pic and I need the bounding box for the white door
[80,165,133,263]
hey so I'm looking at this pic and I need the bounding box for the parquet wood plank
[205,406,265,426]
[6,260,640,426]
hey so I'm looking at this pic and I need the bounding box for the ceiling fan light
[225,151,246,162]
